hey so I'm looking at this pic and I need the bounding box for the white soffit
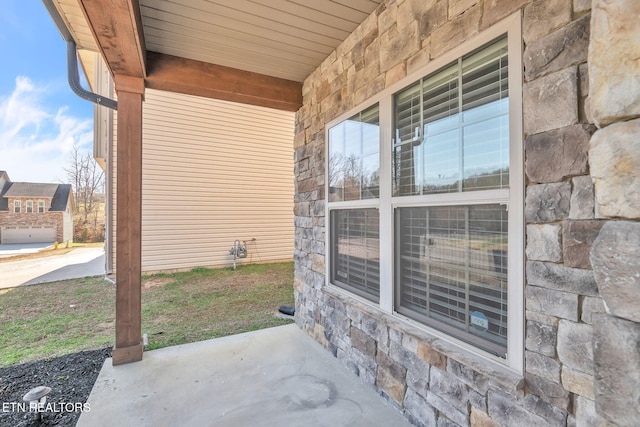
[55,0,98,51]
[140,0,383,82]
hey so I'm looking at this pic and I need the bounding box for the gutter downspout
[41,0,118,110]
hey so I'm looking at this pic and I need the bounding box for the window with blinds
[328,103,380,301]
[396,204,508,355]
[328,104,380,202]
[331,209,380,302]
[393,36,509,196]
[325,21,522,364]
[393,35,512,356]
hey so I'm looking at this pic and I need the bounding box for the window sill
[322,284,524,394]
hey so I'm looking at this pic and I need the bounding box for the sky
[0,0,94,184]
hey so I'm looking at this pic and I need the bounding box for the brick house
[44,1,639,426]
[0,171,74,244]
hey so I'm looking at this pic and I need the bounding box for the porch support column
[112,75,145,366]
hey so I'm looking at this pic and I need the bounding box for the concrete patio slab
[78,324,412,427]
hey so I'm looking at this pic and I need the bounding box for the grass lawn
[0,262,294,367]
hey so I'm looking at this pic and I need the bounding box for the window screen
[331,209,380,302]
[393,36,509,196]
[396,204,508,355]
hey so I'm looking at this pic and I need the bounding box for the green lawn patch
[0,262,294,367]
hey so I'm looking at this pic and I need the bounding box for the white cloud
[0,76,92,183]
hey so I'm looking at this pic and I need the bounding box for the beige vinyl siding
[110,89,294,273]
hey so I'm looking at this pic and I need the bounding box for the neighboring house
[0,171,74,244]
[45,1,640,426]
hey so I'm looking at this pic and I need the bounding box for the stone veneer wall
[293,1,639,426]
[0,197,67,243]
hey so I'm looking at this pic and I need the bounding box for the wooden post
[112,75,144,365]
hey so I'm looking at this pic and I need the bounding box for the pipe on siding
[41,0,118,110]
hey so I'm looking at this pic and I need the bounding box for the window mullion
[457,57,464,193]
[379,96,393,313]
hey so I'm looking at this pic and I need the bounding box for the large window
[394,36,511,356]
[14,200,20,213]
[38,200,45,213]
[26,200,33,213]
[326,17,522,370]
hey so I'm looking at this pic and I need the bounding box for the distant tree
[64,145,105,234]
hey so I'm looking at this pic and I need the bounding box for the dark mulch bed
[0,348,111,426]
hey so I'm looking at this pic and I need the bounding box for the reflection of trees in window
[329,152,379,201]
[328,104,379,202]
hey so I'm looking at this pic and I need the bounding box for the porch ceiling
[140,0,382,82]
[51,0,383,110]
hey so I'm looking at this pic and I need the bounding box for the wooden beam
[112,75,144,366]
[79,0,146,78]
[145,51,302,112]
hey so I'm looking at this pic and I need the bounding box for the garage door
[1,226,57,244]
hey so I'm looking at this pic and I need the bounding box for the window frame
[325,13,523,373]
[14,200,21,213]
[26,200,33,213]
[38,200,45,213]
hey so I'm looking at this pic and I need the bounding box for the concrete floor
[78,324,412,427]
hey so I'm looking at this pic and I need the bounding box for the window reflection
[329,104,379,202]
[393,37,509,197]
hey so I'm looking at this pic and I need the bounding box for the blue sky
[0,0,94,184]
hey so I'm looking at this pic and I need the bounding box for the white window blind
[396,204,508,355]
[393,36,509,196]
[331,209,380,302]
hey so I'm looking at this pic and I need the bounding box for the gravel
[0,348,111,426]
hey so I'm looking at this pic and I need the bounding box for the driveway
[0,242,54,259]
[0,247,105,289]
